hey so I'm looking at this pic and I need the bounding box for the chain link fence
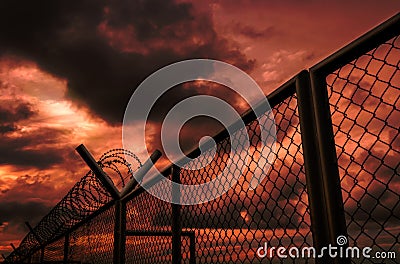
[179,92,313,263]
[3,13,399,264]
[325,34,399,263]
[125,183,173,263]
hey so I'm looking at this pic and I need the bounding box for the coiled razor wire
[6,149,141,262]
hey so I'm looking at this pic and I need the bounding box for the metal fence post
[40,247,44,264]
[113,199,126,264]
[309,71,350,264]
[121,200,127,264]
[76,144,120,200]
[171,165,182,264]
[63,232,70,264]
[295,70,332,263]
[188,232,196,264]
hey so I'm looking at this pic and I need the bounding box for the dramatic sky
[0,0,399,257]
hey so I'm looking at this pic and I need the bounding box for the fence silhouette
[3,13,399,264]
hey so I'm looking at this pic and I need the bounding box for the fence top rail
[310,12,399,76]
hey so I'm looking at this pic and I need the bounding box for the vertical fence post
[309,71,350,264]
[113,200,121,264]
[171,165,182,264]
[189,233,196,264]
[295,70,332,263]
[121,201,127,264]
[40,247,44,264]
[63,232,70,264]
[113,199,126,264]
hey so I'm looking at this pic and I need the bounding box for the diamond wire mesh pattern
[125,182,173,263]
[126,236,173,264]
[326,35,400,263]
[179,94,313,263]
[68,205,115,264]
[43,237,64,262]
[30,249,41,263]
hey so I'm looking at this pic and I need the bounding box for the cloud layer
[0,0,398,257]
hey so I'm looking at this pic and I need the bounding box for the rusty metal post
[171,165,182,264]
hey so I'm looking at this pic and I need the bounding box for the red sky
[0,0,399,257]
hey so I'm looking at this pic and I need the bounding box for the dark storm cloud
[0,124,17,134]
[0,102,62,168]
[0,102,36,136]
[0,0,254,124]
[143,81,248,155]
[106,0,193,37]
[0,201,51,233]
[0,103,36,124]
[0,127,67,169]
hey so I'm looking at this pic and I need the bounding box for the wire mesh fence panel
[181,235,191,264]
[43,237,64,262]
[179,93,313,263]
[326,35,400,263]
[30,249,41,263]
[125,182,173,263]
[68,205,115,264]
[126,185,172,232]
[126,236,172,264]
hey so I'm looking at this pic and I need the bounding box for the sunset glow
[0,0,399,260]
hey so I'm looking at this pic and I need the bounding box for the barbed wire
[5,149,141,262]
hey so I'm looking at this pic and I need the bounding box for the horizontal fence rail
[3,12,399,264]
